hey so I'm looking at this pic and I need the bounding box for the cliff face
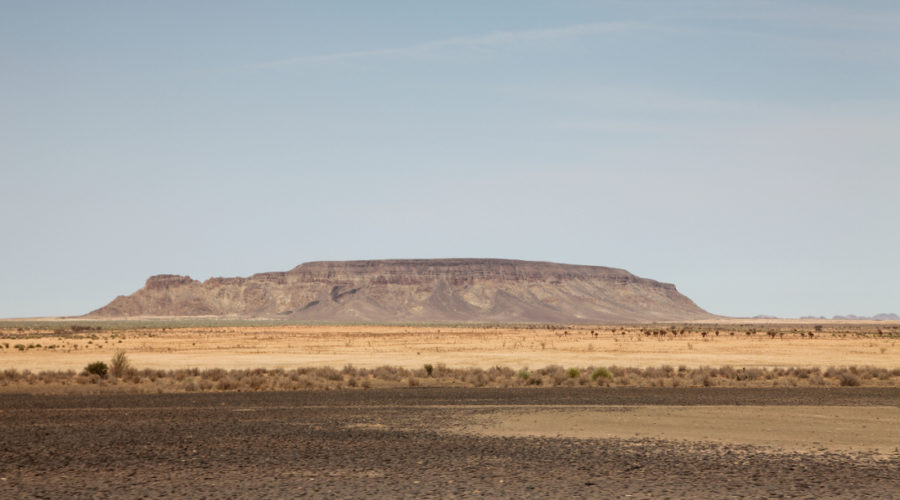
[88,259,712,323]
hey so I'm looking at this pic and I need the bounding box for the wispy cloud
[246,21,649,69]
[664,1,900,62]
[683,0,900,32]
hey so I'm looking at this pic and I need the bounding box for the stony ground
[2,388,898,498]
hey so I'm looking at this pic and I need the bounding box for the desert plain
[2,318,898,498]
[2,318,898,373]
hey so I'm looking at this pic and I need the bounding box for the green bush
[517,368,530,381]
[85,361,108,378]
[566,368,580,378]
[591,367,613,381]
[424,364,434,377]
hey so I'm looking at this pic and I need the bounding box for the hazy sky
[2,1,898,318]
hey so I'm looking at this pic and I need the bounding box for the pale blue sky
[2,1,898,318]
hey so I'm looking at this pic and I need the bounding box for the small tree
[110,350,131,378]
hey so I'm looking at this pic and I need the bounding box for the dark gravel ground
[1,388,898,499]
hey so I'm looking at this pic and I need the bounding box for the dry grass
[1,321,897,394]
[1,363,897,394]
[1,322,897,373]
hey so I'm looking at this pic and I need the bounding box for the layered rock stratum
[88,259,712,323]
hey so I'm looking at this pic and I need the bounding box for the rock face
[88,259,712,323]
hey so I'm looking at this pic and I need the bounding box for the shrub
[591,367,613,381]
[84,361,108,378]
[488,365,515,380]
[424,364,434,377]
[517,368,530,381]
[467,371,488,387]
[182,378,198,392]
[247,375,266,390]
[110,350,131,378]
[566,368,580,378]
[717,365,736,379]
[736,368,764,381]
[839,373,861,387]
[314,366,343,381]
[216,376,238,391]
[373,366,405,381]
[202,368,227,381]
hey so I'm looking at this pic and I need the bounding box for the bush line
[1,360,897,393]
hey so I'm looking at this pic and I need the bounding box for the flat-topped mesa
[88,258,712,323]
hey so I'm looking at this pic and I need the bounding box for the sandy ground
[2,324,898,372]
[466,405,900,456]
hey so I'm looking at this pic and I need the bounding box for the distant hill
[88,259,712,323]
[831,313,900,321]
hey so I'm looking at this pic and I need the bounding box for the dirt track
[2,388,898,498]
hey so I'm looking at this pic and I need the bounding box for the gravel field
[2,388,898,499]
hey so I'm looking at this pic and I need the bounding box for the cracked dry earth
[1,388,898,499]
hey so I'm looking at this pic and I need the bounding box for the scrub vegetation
[1,360,897,394]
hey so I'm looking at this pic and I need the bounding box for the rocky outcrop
[88,259,712,323]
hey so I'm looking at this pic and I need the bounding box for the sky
[1,1,898,319]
